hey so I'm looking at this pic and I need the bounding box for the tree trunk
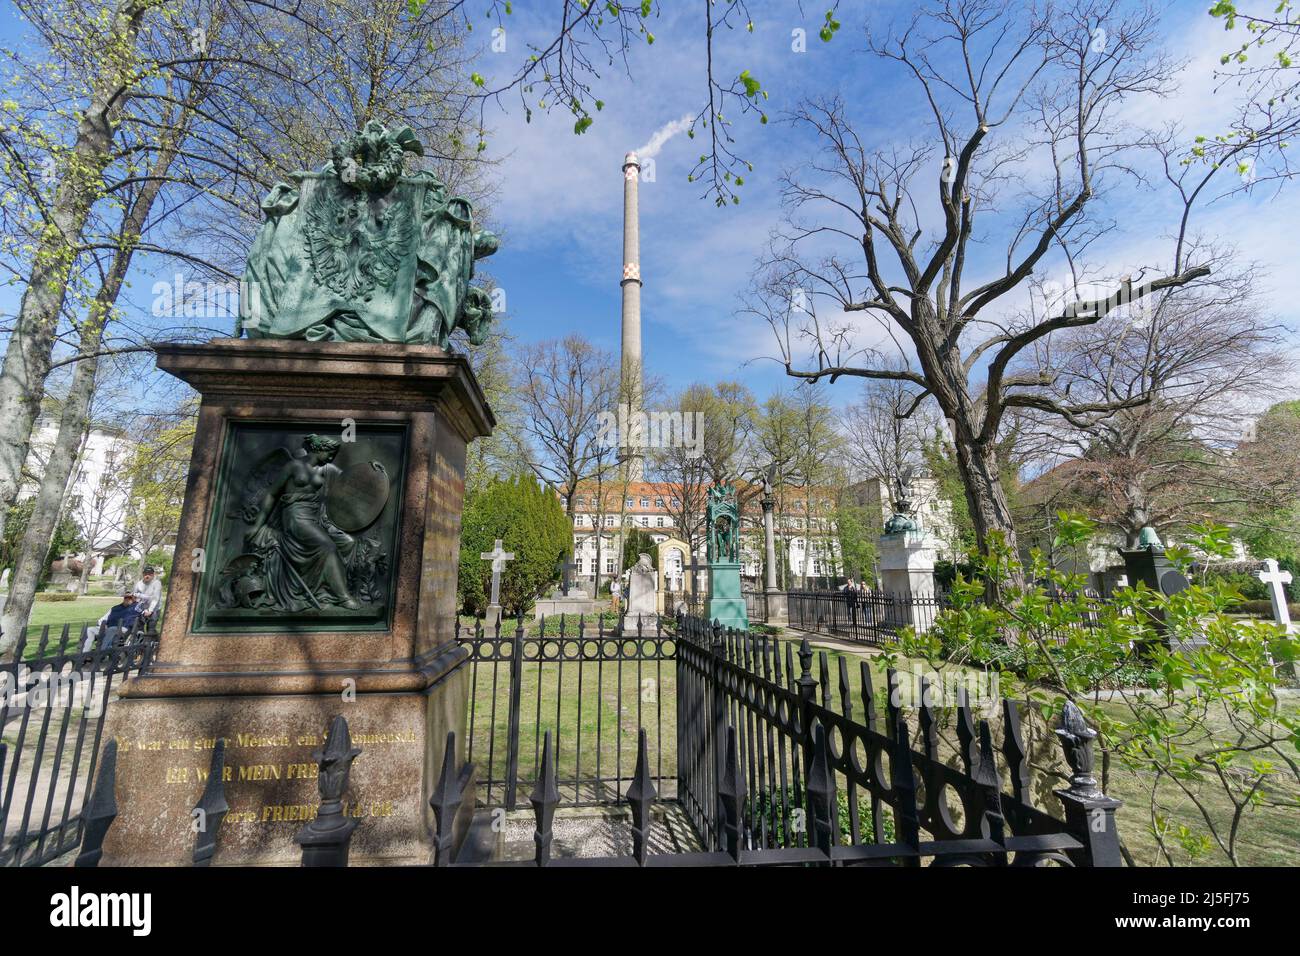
[0,353,97,649]
[951,429,1018,557]
[0,95,176,653]
[915,318,1019,560]
[0,0,149,548]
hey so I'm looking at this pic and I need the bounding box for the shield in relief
[327,461,391,532]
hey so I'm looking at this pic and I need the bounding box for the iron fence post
[1053,701,1123,867]
[504,617,525,810]
[710,620,727,851]
[296,716,361,867]
[793,637,819,849]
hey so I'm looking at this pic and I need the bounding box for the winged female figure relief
[224,435,363,612]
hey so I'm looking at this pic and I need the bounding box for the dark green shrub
[458,475,571,616]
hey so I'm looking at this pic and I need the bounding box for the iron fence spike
[295,715,361,867]
[531,731,560,866]
[717,726,746,861]
[430,731,464,866]
[191,738,230,866]
[626,728,657,865]
[806,722,836,856]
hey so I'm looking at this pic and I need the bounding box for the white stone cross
[480,538,515,607]
[1255,559,1293,631]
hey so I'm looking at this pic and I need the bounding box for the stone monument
[100,122,495,865]
[479,538,515,631]
[534,554,596,620]
[878,467,937,631]
[705,484,748,631]
[1116,525,1189,642]
[622,552,658,631]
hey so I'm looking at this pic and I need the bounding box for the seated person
[133,564,163,626]
[86,591,143,651]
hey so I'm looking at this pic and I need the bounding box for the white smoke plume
[634,114,694,159]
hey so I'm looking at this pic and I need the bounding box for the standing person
[133,564,164,627]
[85,591,143,651]
[843,578,860,632]
[609,578,621,615]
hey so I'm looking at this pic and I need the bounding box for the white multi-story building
[562,480,846,591]
[18,415,133,571]
[854,475,963,563]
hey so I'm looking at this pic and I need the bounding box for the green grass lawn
[464,649,677,807]
[19,596,117,632]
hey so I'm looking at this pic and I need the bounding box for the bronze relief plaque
[192,420,408,633]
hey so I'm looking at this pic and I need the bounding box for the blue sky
[473,0,1300,407]
[2,0,1298,417]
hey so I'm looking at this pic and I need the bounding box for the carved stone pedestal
[534,592,596,621]
[101,338,492,865]
[707,561,749,631]
[764,588,788,626]
[878,531,938,634]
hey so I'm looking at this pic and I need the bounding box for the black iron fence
[741,590,768,624]
[1,621,157,867]
[787,589,951,644]
[458,614,676,808]
[672,614,1119,866]
[67,611,1123,868]
[786,589,1107,648]
[663,590,703,617]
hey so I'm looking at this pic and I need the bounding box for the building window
[656,517,664,527]
[626,497,634,507]
[654,497,663,507]
[640,497,649,508]
[574,514,584,526]
[605,557,615,574]
[640,516,649,527]
[671,497,680,508]
[605,515,614,527]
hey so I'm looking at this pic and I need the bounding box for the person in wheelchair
[133,564,163,631]
[85,590,144,651]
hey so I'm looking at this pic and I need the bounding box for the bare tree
[753,1,1245,556]
[841,370,935,485]
[514,336,621,516]
[1019,266,1293,544]
[646,382,755,574]
[0,0,486,555]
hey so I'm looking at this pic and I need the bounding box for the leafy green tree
[832,499,878,584]
[1232,400,1300,562]
[458,475,570,616]
[891,515,1300,866]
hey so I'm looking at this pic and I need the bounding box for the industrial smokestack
[621,150,645,482]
